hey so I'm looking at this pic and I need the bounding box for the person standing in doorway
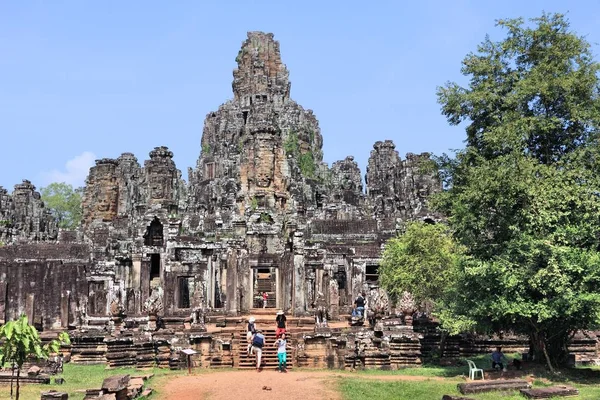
[274,332,288,373]
[262,292,269,308]
[275,310,286,338]
[251,330,266,372]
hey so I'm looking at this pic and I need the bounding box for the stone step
[458,379,531,395]
[520,386,579,398]
[0,373,51,385]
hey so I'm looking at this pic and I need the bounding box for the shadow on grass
[535,367,600,385]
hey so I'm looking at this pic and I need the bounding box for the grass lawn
[338,360,600,400]
[339,377,600,400]
[0,363,185,400]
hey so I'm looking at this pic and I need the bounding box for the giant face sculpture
[254,137,275,188]
[149,173,167,200]
[84,160,119,223]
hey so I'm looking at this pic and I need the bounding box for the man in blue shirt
[251,330,266,372]
[491,347,506,370]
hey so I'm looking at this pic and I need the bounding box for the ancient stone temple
[0,31,453,370]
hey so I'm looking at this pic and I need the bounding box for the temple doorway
[149,253,161,290]
[144,217,164,246]
[253,267,276,308]
[334,266,348,307]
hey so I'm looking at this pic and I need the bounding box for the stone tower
[187,31,323,233]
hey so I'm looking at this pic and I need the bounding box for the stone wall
[0,242,89,328]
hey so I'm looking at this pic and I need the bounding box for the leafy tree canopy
[40,182,83,229]
[434,13,600,369]
[379,221,463,308]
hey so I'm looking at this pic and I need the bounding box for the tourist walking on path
[262,292,269,308]
[275,310,286,338]
[251,330,266,371]
[274,332,288,372]
[246,316,256,355]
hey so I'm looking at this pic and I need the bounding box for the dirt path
[162,370,342,400]
[161,369,463,400]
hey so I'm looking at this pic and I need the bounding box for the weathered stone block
[41,391,68,400]
[101,374,130,392]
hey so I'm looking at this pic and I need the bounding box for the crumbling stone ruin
[0,31,440,327]
[3,31,526,371]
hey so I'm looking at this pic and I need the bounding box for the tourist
[274,332,288,372]
[351,339,365,370]
[491,347,507,370]
[251,330,266,371]
[262,291,269,308]
[246,316,257,355]
[275,310,286,338]
[353,292,365,317]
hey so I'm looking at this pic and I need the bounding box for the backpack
[252,333,264,348]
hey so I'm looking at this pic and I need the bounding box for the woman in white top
[274,332,287,372]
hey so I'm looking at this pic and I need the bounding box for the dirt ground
[161,369,463,400]
[162,370,342,400]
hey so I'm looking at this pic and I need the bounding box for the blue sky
[1,1,599,190]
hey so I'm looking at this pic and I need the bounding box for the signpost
[181,348,198,374]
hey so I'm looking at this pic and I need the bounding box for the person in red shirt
[275,310,286,338]
[262,292,269,308]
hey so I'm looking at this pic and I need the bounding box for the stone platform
[520,386,579,398]
[458,379,531,394]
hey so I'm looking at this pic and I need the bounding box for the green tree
[435,13,600,370]
[40,182,83,229]
[0,315,70,399]
[379,221,462,308]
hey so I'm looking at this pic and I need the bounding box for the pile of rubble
[83,374,153,400]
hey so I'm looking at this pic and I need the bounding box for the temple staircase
[232,308,293,370]
[236,328,293,370]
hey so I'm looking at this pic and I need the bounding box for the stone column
[225,250,238,314]
[293,254,305,314]
[275,267,280,309]
[60,291,70,328]
[25,293,35,324]
[329,280,339,319]
[0,281,6,324]
[249,267,255,309]
[207,256,214,309]
[132,255,142,314]
[292,232,306,315]
[141,256,150,305]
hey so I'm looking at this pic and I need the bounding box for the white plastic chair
[466,359,484,380]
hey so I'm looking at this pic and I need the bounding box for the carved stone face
[148,167,172,201]
[96,198,110,212]
[150,175,166,199]
[254,138,275,188]
[94,176,118,217]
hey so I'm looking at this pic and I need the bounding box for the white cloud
[41,151,97,187]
